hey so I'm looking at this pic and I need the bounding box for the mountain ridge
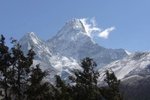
[19,18,128,80]
[17,18,150,100]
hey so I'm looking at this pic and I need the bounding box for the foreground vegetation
[0,35,123,100]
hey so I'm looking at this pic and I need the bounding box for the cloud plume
[98,27,115,39]
[80,18,115,39]
[80,18,100,37]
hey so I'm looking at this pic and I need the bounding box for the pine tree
[54,75,73,100]
[101,70,123,100]
[10,40,35,100]
[26,64,52,100]
[0,35,12,100]
[70,57,102,100]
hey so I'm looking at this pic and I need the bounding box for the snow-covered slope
[47,18,128,67]
[19,32,53,70]
[99,52,150,80]
[18,18,150,99]
[19,18,128,80]
[97,52,150,100]
[19,32,80,80]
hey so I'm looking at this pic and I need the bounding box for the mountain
[98,52,150,100]
[19,32,80,80]
[47,18,128,67]
[99,52,150,80]
[19,32,53,70]
[18,18,150,99]
[19,18,128,80]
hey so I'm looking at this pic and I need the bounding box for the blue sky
[0,0,150,51]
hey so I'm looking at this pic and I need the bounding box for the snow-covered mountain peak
[27,32,36,36]
[65,18,87,33]
[23,32,41,44]
[19,32,48,54]
[47,18,128,65]
[54,18,95,42]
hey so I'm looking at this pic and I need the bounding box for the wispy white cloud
[80,18,115,39]
[98,27,115,39]
[80,18,100,36]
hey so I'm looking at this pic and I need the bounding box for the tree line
[0,35,123,100]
